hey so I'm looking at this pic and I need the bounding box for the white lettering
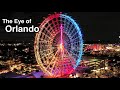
[14,19,24,25]
[5,25,12,32]
[5,25,40,32]
[34,27,40,32]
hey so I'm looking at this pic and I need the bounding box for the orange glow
[58,43,64,50]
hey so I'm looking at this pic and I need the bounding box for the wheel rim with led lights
[34,13,83,77]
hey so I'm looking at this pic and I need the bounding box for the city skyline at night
[0,12,120,78]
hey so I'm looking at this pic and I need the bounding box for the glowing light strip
[60,24,63,45]
[60,14,83,69]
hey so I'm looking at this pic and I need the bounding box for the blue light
[60,14,83,69]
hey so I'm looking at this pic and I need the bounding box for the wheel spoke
[46,49,59,70]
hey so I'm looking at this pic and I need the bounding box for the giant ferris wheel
[34,12,83,78]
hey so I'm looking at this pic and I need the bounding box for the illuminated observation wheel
[34,13,83,77]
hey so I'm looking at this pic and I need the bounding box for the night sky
[0,12,120,43]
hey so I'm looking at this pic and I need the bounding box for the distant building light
[22,73,26,75]
[115,49,120,51]
[105,67,108,70]
[14,48,17,50]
